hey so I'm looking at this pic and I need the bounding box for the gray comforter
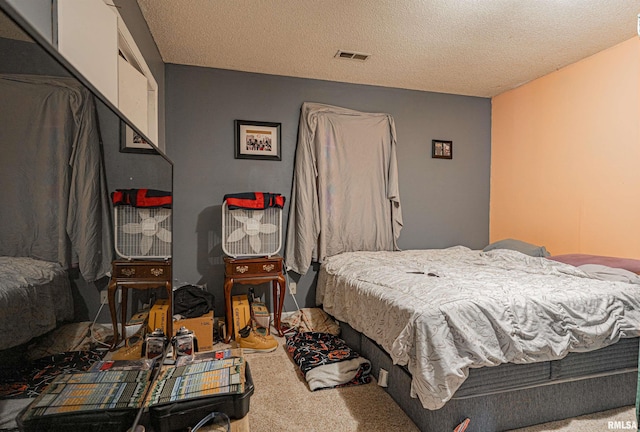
[317,247,640,410]
[0,257,74,350]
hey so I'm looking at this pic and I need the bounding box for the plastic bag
[174,285,214,318]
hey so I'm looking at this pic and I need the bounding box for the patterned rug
[0,350,105,399]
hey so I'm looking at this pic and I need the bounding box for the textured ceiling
[136,0,639,98]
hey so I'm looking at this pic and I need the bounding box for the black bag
[174,285,214,318]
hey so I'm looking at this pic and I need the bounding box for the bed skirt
[339,320,638,431]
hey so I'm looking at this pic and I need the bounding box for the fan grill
[222,202,282,258]
[114,206,172,259]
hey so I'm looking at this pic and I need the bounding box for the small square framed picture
[235,120,282,161]
[432,139,453,159]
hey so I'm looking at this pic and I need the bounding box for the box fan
[113,189,172,259]
[221,193,284,258]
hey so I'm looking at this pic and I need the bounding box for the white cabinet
[55,0,158,147]
[57,0,119,107]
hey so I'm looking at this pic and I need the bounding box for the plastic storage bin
[149,362,254,432]
[18,406,141,432]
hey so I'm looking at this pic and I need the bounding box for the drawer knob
[263,264,275,272]
[236,265,249,274]
[150,268,164,277]
[122,268,135,277]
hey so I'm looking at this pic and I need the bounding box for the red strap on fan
[224,192,285,210]
[111,189,172,208]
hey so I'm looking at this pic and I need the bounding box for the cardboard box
[251,301,270,334]
[232,295,251,340]
[174,310,215,352]
[148,299,170,335]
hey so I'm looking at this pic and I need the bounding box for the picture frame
[432,139,453,159]
[120,122,157,154]
[235,120,281,161]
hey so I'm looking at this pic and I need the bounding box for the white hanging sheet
[285,102,402,275]
[0,75,113,282]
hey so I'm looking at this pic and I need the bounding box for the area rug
[0,350,105,399]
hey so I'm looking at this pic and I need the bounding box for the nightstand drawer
[225,258,282,277]
[113,261,171,280]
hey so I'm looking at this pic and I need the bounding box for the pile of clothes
[283,308,371,391]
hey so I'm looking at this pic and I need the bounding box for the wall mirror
[0,1,172,323]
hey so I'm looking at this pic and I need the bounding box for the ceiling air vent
[335,50,370,61]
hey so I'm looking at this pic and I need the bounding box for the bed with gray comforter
[317,246,640,429]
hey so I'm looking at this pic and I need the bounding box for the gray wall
[166,65,492,317]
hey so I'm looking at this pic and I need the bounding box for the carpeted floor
[241,334,419,432]
[509,406,636,432]
[1,324,636,431]
[240,333,638,432]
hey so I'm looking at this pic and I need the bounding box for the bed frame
[338,320,638,431]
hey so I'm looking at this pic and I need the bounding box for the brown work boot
[237,325,278,353]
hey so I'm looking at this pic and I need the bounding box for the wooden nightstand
[108,259,172,348]
[223,255,286,343]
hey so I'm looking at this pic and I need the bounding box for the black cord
[190,411,230,432]
[128,340,172,432]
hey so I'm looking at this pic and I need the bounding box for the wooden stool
[108,259,172,349]
[223,256,286,343]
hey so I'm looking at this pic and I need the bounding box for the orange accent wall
[491,37,640,258]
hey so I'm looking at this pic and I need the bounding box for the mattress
[339,320,638,431]
[0,257,74,350]
[454,336,638,399]
[317,246,640,410]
